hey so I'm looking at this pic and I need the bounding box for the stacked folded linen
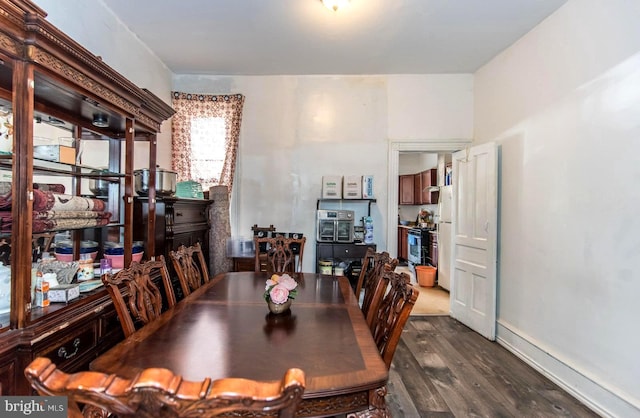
[0,188,111,232]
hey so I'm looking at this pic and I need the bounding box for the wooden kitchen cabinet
[416,169,439,204]
[399,174,415,204]
[399,169,438,205]
[398,226,409,261]
[428,230,438,268]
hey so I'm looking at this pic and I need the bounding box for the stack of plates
[175,181,204,199]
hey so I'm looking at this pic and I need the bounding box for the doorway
[387,139,471,315]
[387,139,470,258]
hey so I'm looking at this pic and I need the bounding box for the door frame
[387,138,471,257]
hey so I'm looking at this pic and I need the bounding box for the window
[171,93,244,193]
[190,117,226,186]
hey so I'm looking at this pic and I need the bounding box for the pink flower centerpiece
[264,273,298,314]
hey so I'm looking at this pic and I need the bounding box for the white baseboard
[496,320,640,418]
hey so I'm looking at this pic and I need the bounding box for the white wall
[33,0,174,170]
[174,74,473,272]
[475,0,640,416]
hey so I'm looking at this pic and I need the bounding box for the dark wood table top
[91,272,388,406]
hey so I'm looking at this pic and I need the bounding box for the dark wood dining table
[90,271,389,417]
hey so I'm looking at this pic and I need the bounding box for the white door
[450,142,498,340]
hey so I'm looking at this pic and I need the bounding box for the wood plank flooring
[385,316,600,417]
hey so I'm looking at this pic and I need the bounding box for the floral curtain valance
[171,92,244,195]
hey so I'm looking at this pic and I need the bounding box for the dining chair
[101,256,177,338]
[252,224,276,254]
[369,270,419,369]
[25,356,306,418]
[254,236,306,274]
[355,249,399,327]
[169,242,210,297]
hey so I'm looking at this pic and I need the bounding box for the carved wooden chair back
[252,224,276,264]
[369,270,418,369]
[254,236,306,274]
[283,236,306,273]
[254,236,273,273]
[358,251,399,326]
[354,247,375,298]
[169,242,210,297]
[25,357,306,418]
[101,256,176,338]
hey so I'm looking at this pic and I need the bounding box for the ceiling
[101,0,567,76]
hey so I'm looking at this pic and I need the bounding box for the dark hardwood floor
[385,316,600,417]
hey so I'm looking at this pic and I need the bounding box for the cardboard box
[49,284,80,303]
[343,176,362,199]
[322,176,342,199]
[34,145,76,165]
[362,175,374,198]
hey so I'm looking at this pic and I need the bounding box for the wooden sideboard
[0,290,124,395]
[133,197,212,299]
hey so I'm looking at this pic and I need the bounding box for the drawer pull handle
[58,338,81,360]
[176,211,183,217]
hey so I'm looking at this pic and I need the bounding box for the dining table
[90,271,390,417]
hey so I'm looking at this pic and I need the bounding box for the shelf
[316,198,377,215]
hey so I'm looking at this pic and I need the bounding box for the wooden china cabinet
[0,1,174,395]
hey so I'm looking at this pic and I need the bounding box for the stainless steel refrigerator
[437,185,452,291]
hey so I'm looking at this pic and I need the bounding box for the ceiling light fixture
[321,0,350,12]
[92,114,109,128]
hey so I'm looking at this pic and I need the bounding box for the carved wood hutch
[0,0,174,394]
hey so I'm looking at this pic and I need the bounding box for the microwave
[316,210,354,243]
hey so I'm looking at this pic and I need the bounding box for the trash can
[416,265,437,287]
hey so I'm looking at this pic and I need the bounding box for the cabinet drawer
[34,323,97,370]
[316,244,334,259]
[173,222,209,236]
[332,244,374,260]
[172,202,208,225]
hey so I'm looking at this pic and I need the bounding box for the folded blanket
[0,210,112,232]
[33,189,106,212]
[32,217,111,233]
[0,189,107,212]
[0,191,10,210]
[33,210,112,220]
[33,183,66,194]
